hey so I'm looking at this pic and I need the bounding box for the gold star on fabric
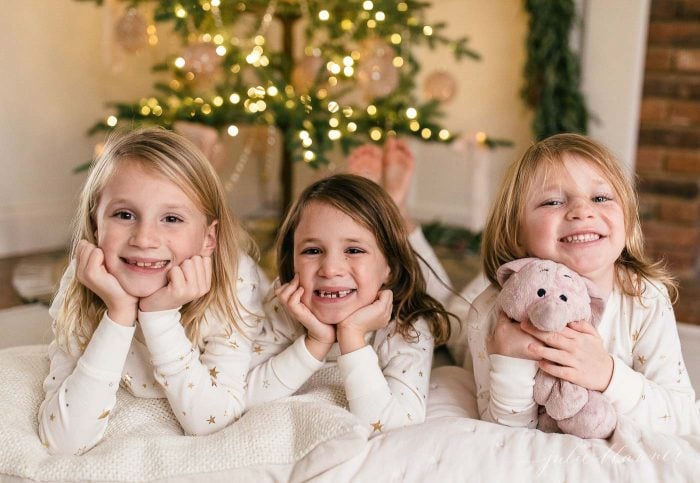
[207,416,216,424]
[98,409,110,420]
[263,380,270,388]
[370,421,383,432]
[122,373,132,387]
[209,367,220,379]
[142,383,147,389]
[631,330,640,342]
[228,340,239,349]
[253,344,263,354]
[636,354,647,365]
[188,382,195,389]
[49,413,55,422]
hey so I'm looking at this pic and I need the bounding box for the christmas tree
[78,0,480,211]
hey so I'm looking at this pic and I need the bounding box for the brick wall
[638,0,700,324]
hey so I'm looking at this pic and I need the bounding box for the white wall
[0,0,649,257]
[581,0,650,172]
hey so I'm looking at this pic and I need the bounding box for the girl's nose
[129,221,160,248]
[566,198,595,220]
[318,253,347,277]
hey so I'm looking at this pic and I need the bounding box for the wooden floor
[0,256,25,310]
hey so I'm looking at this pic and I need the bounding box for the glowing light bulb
[227,125,239,136]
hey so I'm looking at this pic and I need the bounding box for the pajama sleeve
[137,254,265,436]
[38,314,136,455]
[244,286,324,407]
[603,283,700,435]
[338,318,434,435]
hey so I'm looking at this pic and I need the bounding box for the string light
[107,116,118,127]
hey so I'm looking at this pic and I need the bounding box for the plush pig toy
[496,258,617,439]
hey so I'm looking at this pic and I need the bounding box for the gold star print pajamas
[246,293,435,435]
[38,255,266,455]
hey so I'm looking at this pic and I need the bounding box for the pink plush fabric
[496,258,616,439]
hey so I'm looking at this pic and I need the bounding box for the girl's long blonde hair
[482,133,678,302]
[276,174,453,345]
[55,127,256,351]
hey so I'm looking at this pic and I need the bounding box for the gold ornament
[182,41,222,82]
[356,38,399,100]
[114,9,149,53]
[423,70,458,103]
[292,55,324,94]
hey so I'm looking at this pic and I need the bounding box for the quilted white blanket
[1,347,699,482]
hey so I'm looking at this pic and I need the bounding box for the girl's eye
[346,247,366,255]
[113,211,134,220]
[541,199,563,207]
[301,247,320,255]
[592,195,612,203]
[164,215,184,223]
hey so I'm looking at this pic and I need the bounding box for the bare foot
[347,144,383,184]
[383,137,415,228]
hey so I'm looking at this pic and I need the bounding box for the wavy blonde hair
[482,133,677,302]
[55,127,257,351]
[276,174,453,344]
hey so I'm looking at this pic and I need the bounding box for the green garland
[521,0,589,140]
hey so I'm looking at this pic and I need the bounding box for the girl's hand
[139,255,212,313]
[276,274,335,361]
[75,240,137,326]
[337,289,393,354]
[486,311,543,360]
[521,319,614,392]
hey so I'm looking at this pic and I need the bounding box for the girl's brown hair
[276,174,452,344]
[481,133,677,301]
[55,127,257,351]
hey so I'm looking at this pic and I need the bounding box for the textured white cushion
[0,346,368,482]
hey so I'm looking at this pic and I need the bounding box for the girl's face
[519,154,626,294]
[293,201,391,325]
[93,161,217,298]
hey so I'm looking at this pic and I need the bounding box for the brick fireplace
[638,0,700,324]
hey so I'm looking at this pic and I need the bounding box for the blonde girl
[39,128,265,455]
[246,174,453,434]
[465,133,698,435]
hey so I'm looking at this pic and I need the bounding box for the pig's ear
[496,258,539,287]
[582,277,606,327]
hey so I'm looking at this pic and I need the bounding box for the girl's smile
[293,201,390,325]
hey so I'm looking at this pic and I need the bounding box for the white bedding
[1,345,699,482]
